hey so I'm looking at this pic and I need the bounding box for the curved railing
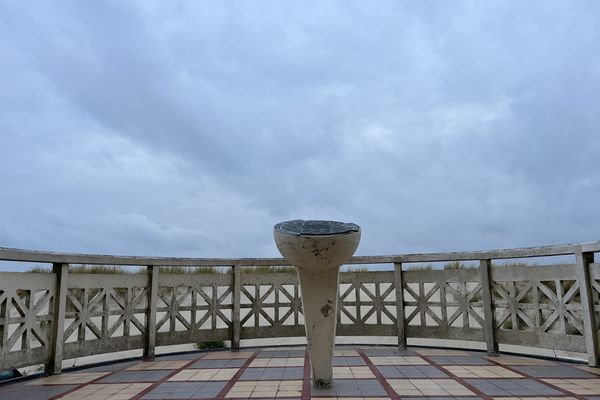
[0,241,599,375]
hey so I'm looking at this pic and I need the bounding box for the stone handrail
[0,241,599,376]
[1,241,599,265]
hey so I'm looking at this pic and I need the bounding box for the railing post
[47,262,68,375]
[576,249,599,366]
[394,262,406,348]
[232,264,241,350]
[144,265,159,359]
[479,259,498,353]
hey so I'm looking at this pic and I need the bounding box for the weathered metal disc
[274,220,360,236]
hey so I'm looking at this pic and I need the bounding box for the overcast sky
[1,1,599,265]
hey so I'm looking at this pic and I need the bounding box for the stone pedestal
[274,220,361,387]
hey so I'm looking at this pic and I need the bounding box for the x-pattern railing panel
[239,272,397,332]
[338,272,396,326]
[240,273,303,328]
[65,275,149,343]
[492,264,584,336]
[156,274,233,335]
[587,263,600,335]
[403,269,484,330]
[0,272,56,369]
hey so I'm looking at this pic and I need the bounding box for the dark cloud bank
[1,1,599,269]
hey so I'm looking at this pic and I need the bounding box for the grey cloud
[1,0,599,270]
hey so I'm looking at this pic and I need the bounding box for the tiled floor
[490,398,576,400]
[513,365,596,378]
[465,378,562,396]
[189,359,246,369]
[427,356,492,365]
[258,349,306,358]
[143,381,227,399]
[202,351,254,360]
[542,378,600,395]
[128,361,191,370]
[312,379,387,397]
[312,398,389,400]
[579,366,600,375]
[240,367,304,380]
[27,372,110,385]
[415,349,471,356]
[333,356,366,366]
[376,365,448,378]
[334,349,360,356]
[3,345,600,399]
[488,355,557,365]
[98,370,173,383]
[0,384,78,400]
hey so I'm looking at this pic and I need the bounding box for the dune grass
[25,260,541,274]
[242,266,296,273]
[25,264,293,274]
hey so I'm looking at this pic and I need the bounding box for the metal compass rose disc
[274,220,360,236]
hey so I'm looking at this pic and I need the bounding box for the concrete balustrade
[0,241,599,376]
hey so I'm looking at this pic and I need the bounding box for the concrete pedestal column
[274,220,361,388]
[298,267,339,386]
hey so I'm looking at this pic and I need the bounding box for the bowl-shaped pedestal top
[274,220,361,270]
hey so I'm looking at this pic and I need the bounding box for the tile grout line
[356,347,400,400]
[214,350,260,399]
[301,349,311,400]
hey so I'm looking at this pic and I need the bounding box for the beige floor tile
[57,383,152,400]
[277,391,303,397]
[168,367,238,381]
[387,378,475,396]
[333,366,375,379]
[369,356,428,365]
[444,365,523,378]
[394,389,422,395]
[250,357,305,367]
